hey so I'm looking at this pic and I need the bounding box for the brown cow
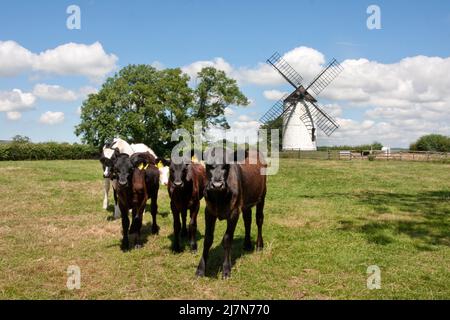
[168,159,206,252]
[196,147,267,279]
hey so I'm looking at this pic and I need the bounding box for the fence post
[427,152,430,162]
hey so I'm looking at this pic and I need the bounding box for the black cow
[112,151,160,250]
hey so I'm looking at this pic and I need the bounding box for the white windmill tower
[260,52,343,151]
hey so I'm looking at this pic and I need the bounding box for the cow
[168,156,206,253]
[195,147,267,279]
[112,151,160,250]
[100,138,169,219]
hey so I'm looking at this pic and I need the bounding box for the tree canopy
[11,135,31,144]
[410,134,450,152]
[75,65,249,156]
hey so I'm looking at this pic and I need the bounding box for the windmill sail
[267,52,303,89]
[259,94,294,124]
[301,100,339,136]
[306,58,343,96]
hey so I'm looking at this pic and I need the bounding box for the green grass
[0,159,449,299]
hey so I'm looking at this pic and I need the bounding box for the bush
[410,134,450,152]
[318,141,383,153]
[368,155,376,161]
[0,142,100,161]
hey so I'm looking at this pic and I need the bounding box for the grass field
[0,159,449,299]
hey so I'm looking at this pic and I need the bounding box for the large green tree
[410,134,450,152]
[75,65,248,156]
[193,67,249,129]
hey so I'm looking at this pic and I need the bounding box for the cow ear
[131,154,141,167]
[156,158,170,167]
[130,155,137,167]
[111,149,120,163]
[132,153,150,170]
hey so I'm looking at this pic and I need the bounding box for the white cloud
[0,83,97,119]
[78,86,98,98]
[247,98,256,107]
[0,41,34,77]
[151,61,165,70]
[207,120,262,144]
[0,41,118,81]
[0,89,36,112]
[237,115,252,122]
[39,111,65,125]
[322,103,343,118]
[224,107,234,116]
[31,83,98,102]
[33,84,78,101]
[321,56,450,109]
[182,57,234,83]
[6,111,22,121]
[263,89,288,101]
[182,46,326,86]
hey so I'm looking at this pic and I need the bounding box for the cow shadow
[145,204,170,218]
[137,220,165,247]
[105,205,118,221]
[201,236,253,279]
[341,190,450,250]
[166,230,204,253]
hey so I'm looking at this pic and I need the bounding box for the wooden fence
[280,149,450,162]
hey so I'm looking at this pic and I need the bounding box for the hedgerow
[0,142,99,161]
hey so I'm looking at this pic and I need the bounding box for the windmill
[260,52,343,151]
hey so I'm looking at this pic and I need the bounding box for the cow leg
[103,178,110,210]
[128,207,138,247]
[222,212,239,279]
[256,200,265,251]
[113,183,120,220]
[120,203,130,251]
[243,208,253,251]
[135,204,145,248]
[181,209,188,238]
[171,202,182,253]
[196,209,216,277]
[150,192,159,234]
[129,202,145,249]
[189,201,199,252]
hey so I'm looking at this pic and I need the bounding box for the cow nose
[212,181,224,189]
[119,180,127,187]
[174,181,183,187]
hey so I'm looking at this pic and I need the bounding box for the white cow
[131,143,169,185]
[101,138,169,219]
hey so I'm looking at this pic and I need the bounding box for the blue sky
[1,0,450,147]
